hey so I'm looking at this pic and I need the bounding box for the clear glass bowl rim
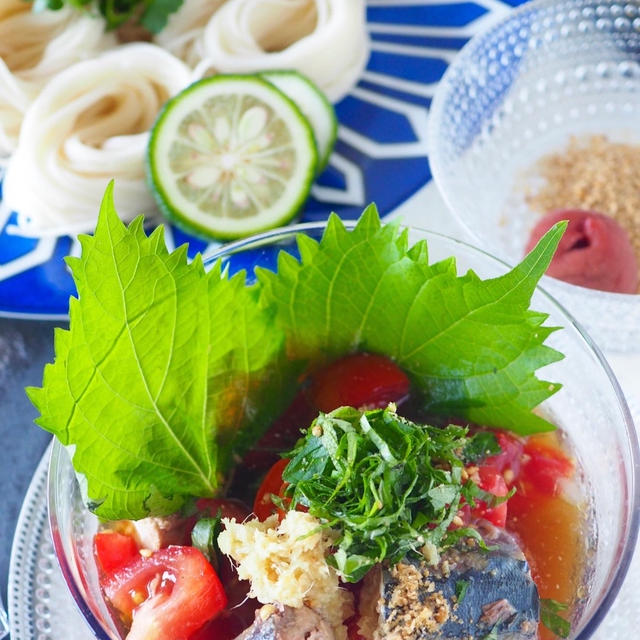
[47,220,640,640]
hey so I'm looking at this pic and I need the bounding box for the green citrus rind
[261,70,338,172]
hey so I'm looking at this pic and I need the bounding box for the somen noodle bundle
[193,0,368,101]
[2,43,191,235]
[154,0,229,67]
[0,0,113,156]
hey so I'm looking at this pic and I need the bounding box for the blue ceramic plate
[0,0,521,319]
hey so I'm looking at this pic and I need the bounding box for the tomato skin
[470,466,509,528]
[94,531,139,578]
[311,353,410,413]
[520,439,573,497]
[104,545,227,640]
[484,432,524,479]
[253,458,290,520]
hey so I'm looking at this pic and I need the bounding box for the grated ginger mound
[218,511,353,640]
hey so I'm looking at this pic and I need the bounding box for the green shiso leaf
[27,183,294,520]
[258,206,565,434]
[27,189,565,521]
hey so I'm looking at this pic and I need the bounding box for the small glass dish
[428,0,640,352]
[48,223,639,640]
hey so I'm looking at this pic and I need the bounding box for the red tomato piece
[103,545,227,640]
[311,353,410,413]
[483,431,524,480]
[471,466,509,528]
[521,439,573,496]
[94,531,139,578]
[253,458,290,521]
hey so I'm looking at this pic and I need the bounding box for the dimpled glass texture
[428,0,640,352]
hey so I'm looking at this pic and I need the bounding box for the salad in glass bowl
[38,186,638,640]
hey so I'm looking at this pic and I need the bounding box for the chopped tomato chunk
[484,431,524,479]
[253,458,290,520]
[103,545,226,640]
[470,465,509,528]
[520,437,574,496]
[94,531,139,578]
[311,352,410,412]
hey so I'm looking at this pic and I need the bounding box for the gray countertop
[0,318,61,616]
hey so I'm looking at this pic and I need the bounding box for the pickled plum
[525,209,638,293]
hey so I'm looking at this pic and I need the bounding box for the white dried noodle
[193,0,369,102]
[154,0,229,67]
[0,0,114,156]
[2,43,192,236]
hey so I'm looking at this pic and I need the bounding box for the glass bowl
[428,0,640,352]
[48,222,639,640]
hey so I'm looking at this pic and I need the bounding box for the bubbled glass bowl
[428,0,640,352]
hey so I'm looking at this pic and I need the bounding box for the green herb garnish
[28,186,565,521]
[540,598,572,638]
[462,431,501,463]
[32,0,183,33]
[455,579,469,604]
[191,515,222,567]
[282,405,503,582]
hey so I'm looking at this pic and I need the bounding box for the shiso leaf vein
[27,183,294,520]
[28,187,565,520]
[258,207,566,434]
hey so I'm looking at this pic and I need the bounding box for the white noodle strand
[0,1,369,235]
[2,43,192,235]
[194,0,369,101]
[154,0,229,66]
[0,0,114,155]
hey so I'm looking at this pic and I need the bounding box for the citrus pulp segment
[147,75,318,240]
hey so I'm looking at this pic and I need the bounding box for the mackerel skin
[366,522,539,640]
